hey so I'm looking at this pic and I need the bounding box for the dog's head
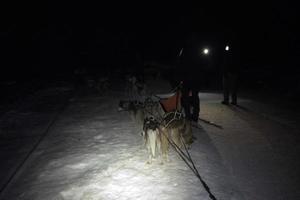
[119,100,144,112]
[142,117,160,136]
[143,117,159,130]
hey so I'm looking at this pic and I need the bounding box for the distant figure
[181,79,200,122]
[177,33,201,122]
[127,75,146,101]
[221,42,240,105]
[73,66,87,89]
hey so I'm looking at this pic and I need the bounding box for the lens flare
[203,48,209,55]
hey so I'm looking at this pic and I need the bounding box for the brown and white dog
[142,115,194,164]
[118,100,145,127]
[142,117,169,164]
[160,118,193,150]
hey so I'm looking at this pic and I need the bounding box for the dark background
[1,2,299,97]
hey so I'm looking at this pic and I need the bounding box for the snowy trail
[2,80,298,200]
[0,80,242,200]
[0,87,72,197]
[199,93,300,200]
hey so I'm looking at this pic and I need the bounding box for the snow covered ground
[199,93,300,200]
[0,78,299,200]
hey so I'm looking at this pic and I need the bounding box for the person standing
[177,33,201,122]
[221,40,240,105]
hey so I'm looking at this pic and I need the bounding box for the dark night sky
[1,2,299,80]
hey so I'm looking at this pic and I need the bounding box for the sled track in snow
[0,92,73,199]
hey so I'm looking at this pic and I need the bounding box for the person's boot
[231,94,237,105]
[230,101,237,105]
[221,100,229,105]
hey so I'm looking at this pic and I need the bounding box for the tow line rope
[160,111,218,200]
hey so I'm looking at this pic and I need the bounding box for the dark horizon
[1,2,299,91]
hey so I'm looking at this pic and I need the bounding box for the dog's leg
[147,154,152,164]
[170,128,182,149]
[141,130,146,147]
[142,129,152,164]
[159,127,170,163]
[146,129,157,164]
[155,128,165,165]
[135,108,144,127]
[146,138,152,164]
[182,120,193,149]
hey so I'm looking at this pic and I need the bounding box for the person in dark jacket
[177,33,201,122]
[221,40,240,105]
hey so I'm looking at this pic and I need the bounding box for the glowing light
[203,48,209,55]
[225,45,229,51]
[179,48,183,56]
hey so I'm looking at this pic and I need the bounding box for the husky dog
[95,76,109,93]
[119,100,144,126]
[142,117,169,164]
[128,101,144,126]
[143,98,165,120]
[126,75,146,100]
[162,113,194,150]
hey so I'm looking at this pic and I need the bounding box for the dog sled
[155,91,181,113]
[119,83,218,200]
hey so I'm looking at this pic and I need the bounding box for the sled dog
[161,113,194,150]
[128,101,144,126]
[118,100,145,126]
[143,98,165,120]
[126,75,146,100]
[142,117,169,164]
